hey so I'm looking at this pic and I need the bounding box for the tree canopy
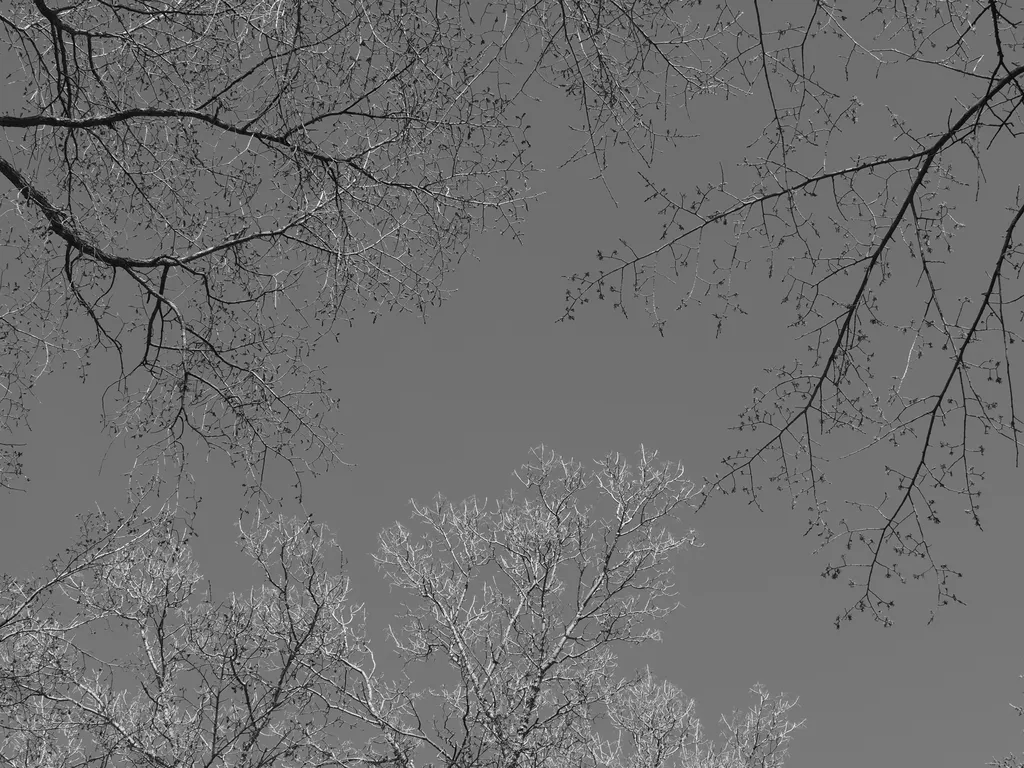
[0,448,804,768]
[0,0,721,501]
[561,0,1024,626]
[3,0,1024,627]
[5,0,1024,761]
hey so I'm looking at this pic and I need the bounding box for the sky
[4,7,1024,768]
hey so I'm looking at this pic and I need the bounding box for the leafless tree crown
[0,448,804,768]
[561,0,1024,626]
[4,0,1018,623]
[0,0,727,500]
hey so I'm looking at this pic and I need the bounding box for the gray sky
[5,13,1024,767]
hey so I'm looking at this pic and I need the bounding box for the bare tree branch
[562,0,1024,625]
[0,449,803,768]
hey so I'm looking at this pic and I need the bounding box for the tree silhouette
[5,0,1023,626]
[0,448,803,768]
[0,0,728,500]
[563,0,1024,627]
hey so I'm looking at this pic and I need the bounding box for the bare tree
[6,0,997,630]
[563,0,1024,625]
[0,447,804,768]
[0,0,730,500]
